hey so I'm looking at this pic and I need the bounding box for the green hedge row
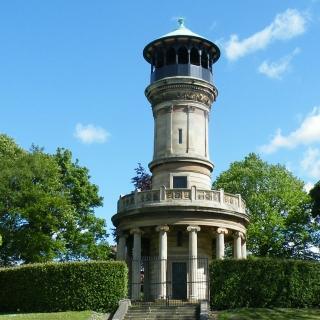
[0,261,127,313]
[210,258,320,310]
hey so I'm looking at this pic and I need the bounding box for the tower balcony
[116,187,247,218]
[151,63,212,83]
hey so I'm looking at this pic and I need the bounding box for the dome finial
[177,17,185,29]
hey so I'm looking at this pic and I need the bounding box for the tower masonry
[112,19,249,302]
[144,18,219,190]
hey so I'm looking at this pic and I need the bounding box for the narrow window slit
[178,128,183,144]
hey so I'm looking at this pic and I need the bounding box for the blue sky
[1,1,320,242]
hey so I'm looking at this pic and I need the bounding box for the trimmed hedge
[210,258,320,310]
[0,260,127,313]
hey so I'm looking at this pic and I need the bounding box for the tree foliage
[213,153,320,259]
[131,163,151,191]
[0,134,110,266]
[310,181,320,221]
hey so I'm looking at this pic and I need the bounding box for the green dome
[159,18,203,39]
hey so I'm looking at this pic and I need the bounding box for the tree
[0,134,110,266]
[54,148,109,260]
[0,134,23,159]
[310,181,320,221]
[213,153,320,260]
[131,163,151,191]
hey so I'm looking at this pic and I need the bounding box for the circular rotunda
[112,19,249,302]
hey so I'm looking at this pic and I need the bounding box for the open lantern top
[143,18,221,83]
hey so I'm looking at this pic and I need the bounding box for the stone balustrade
[117,187,246,215]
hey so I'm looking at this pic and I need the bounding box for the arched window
[190,47,200,66]
[178,46,188,64]
[166,47,176,65]
[155,49,164,68]
[201,49,209,69]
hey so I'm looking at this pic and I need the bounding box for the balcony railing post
[191,185,197,201]
[160,185,166,201]
[134,190,139,206]
[237,194,242,210]
[219,189,224,204]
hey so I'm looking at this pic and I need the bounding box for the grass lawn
[0,311,107,320]
[217,308,320,320]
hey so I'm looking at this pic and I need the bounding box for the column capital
[156,225,170,232]
[164,105,174,113]
[233,231,244,239]
[183,105,195,113]
[117,230,128,238]
[217,227,228,235]
[187,225,201,232]
[130,228,142,235]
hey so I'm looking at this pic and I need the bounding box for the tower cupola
[143,18,220,83]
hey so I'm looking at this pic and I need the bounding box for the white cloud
[301,148,320,180]
[304,181,315,193]
[74,123,110,144]
[260,107,320,153]
[258,48,300,79]
[224,9,307,61]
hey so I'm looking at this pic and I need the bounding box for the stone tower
[112,19,249,302]
[145,19,219,191]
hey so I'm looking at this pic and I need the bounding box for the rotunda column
[233,231,243,260]
[156,225,169,299]
[187,225,201,300]
[116,231,127,261]
[216,228,228,259]
[242,236,247,259]
[130,228,142,300]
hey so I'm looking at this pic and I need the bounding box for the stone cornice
[149,156,214,172]
[145,77,217,107]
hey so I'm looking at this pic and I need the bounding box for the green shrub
[210,258,320,310]
[0,261,127,313]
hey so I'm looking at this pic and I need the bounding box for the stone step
[129,307,197,311]
[125,312,197,315]
[124,303,199,320]
[128,308,197,312]
[124,315,197,319]
[124,315,198,320]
